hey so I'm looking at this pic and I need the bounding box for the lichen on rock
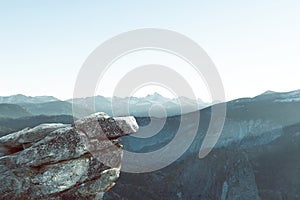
[0,112,138,200]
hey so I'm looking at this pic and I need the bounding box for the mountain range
[1,90,300,199]
[104,89,300,199]
[70,93,208,117]
[0,93,207,135]
[0,93,209,119]
[0,94,59,104]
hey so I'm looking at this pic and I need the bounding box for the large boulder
[0,112,138,199]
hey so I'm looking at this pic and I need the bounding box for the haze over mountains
[0,93,208,136]
[1,89,300,135]
[0,89,300,199]
[0,94,59,104]
[0,93,208,118]
[70,93,208,117]
[105,89,300,199]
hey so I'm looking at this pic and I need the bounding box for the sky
[0,0,299,102]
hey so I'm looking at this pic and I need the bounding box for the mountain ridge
[0,94,59,104]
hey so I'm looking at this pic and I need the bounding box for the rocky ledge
[0,112,138,199]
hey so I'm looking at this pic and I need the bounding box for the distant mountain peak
[14,94,26,97]
[0,94,60,104]
[146,92,164,98]
[145,92,170,101]
[261,90,276,95]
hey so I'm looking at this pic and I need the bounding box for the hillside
[0,115,74,137]
[20,101,93,117]
[105,90,300,199]
[0,104,32,118]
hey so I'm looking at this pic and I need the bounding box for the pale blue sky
[0,0,299,101]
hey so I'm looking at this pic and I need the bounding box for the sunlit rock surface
[0,112,138,199]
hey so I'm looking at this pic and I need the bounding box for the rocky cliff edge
[0,112,138,199]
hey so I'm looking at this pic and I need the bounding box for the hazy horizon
[1,87,299,103]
